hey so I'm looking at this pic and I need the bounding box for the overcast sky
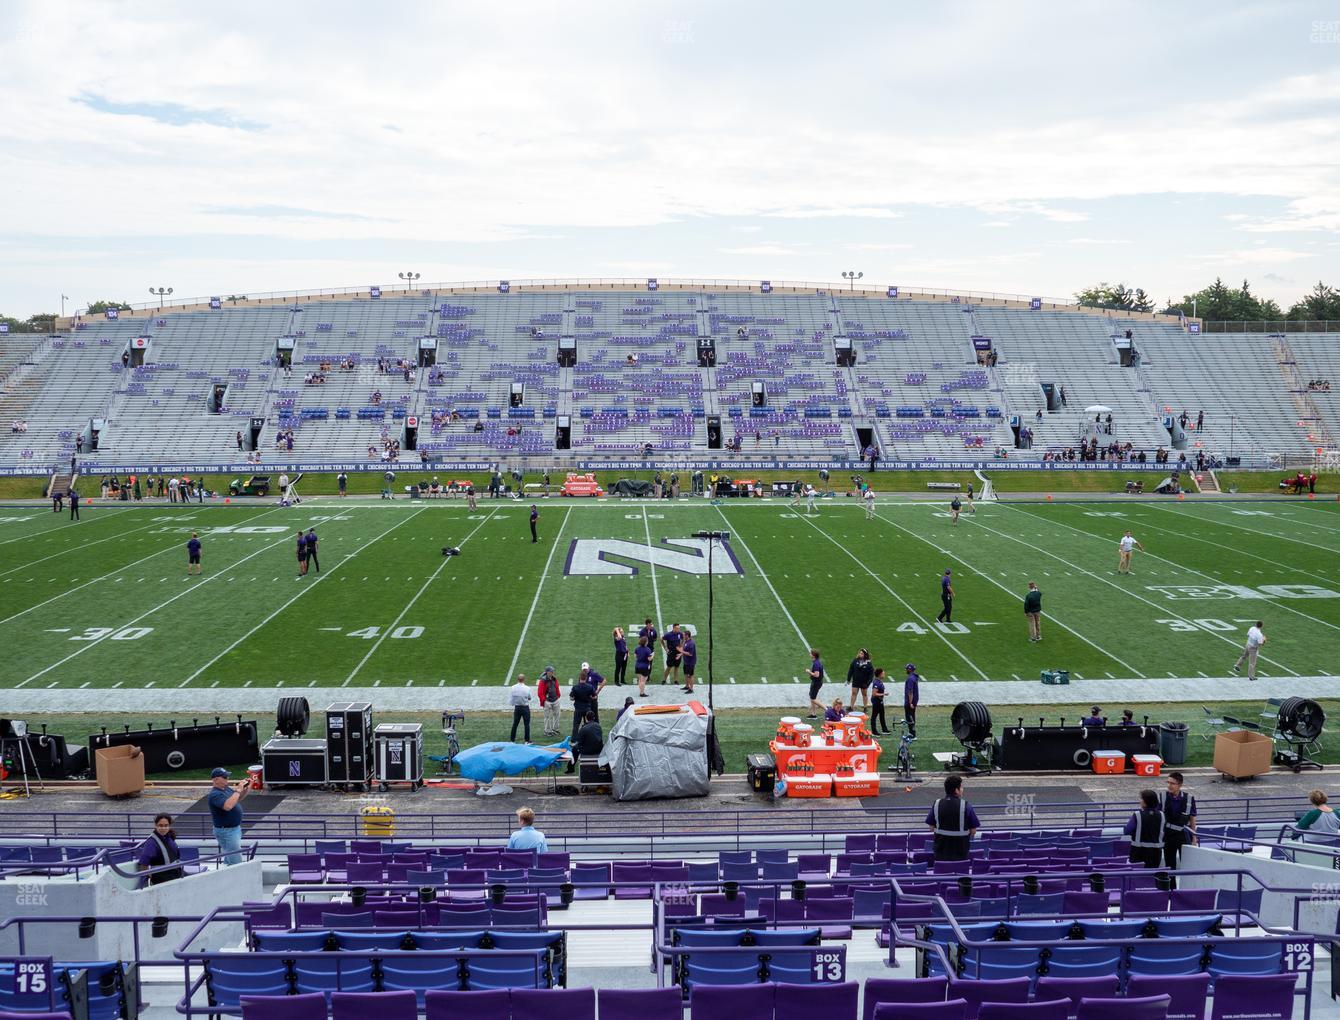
[1,1,1338,318]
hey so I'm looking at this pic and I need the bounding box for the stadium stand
[2,285,1335,471]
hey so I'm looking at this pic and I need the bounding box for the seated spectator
[1081,706,1105,727]
[574,711,604,759]
[507,807,548,851]
[824,698,846,723]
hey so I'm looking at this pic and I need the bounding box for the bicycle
[891,718,918,782]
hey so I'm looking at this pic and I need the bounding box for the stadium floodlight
[399,271,421,290]
[149,286,173,310]
[842,270,863,291]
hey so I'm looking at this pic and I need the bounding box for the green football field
[1,495,1339,693]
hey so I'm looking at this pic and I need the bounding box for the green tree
[1286,281,1340,322]
[0,313,23,333]
[1075,282,1154,312]
[25,312,57,334]
[85,299,133,314]
[1163,278,1282,321]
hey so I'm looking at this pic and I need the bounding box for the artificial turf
[2,494,1339,695]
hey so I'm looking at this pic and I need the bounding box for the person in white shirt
[508,674,533,743]
[1117,530,1144,574]
[1232,621,1266,681]
[805,484,817,516]
[864,486,876,520]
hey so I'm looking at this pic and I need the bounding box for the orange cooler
[1092,750,1126,775]
[787,773,834,798]
[1131,754,1163,777]
[776,717,801,746]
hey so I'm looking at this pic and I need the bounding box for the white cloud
[981,221,1013,228]
[718,244,805,256]
[1064,238,1133,246]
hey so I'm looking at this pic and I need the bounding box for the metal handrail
[0,797,1303,846]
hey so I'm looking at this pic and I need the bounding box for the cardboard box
[95,744,145,796]
[1214,729,1273,779]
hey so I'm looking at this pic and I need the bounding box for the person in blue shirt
[662,623,684,686]
[904,664,921,737]
[507,807,548,853]
[1082,706,1106,727]
[1119,709,1136,726]
[206,767,250,866]
[529,505,539,543]
[186,532,202,576]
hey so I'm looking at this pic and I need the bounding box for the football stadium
[2,6,1340,1020]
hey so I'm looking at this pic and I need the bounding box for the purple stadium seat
[948,978,1031,1020]
[373,910,421,929]
[512,988,595,1020]
[863,977,949,1020]
[874,1000,968,1020]
[845,835,877,853]
[598,988,682,1020]
[1122,890,1170,915]
[805,896,854,939]
[288,854,325,883]
[700,894,746,917]
[1060,892,1108,915]
[1126,975,1210,1020]
[690,984,775,1020]
[426,989,510,1020]
[1077,997,1170,1020]
[774,982,858,1020]
[613,862,656,898]
[1035,978,1122,1018]
[1169,889,1218,912]
[1208,975,1297,1020]
[978,1005,1071,1020]
[333,992,417,1020]
[347,861,385,884]
[242,995,325,1020]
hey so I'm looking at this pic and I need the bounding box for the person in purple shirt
[806,649,825,720]
[186,532,202,576]
[680,629,697,694]
[295,530,308,577]
[903,664,920,737]
[926,775,980,861]
[135,813,183,887]
[633,636,654,697]
[304,528,319,573]
[936,569,954,623]
[870,668,889,735]
[612,627,629,686]
[1082,706,1105,727]
[824,698,846,723]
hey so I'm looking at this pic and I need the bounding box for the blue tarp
[453,738,570,782]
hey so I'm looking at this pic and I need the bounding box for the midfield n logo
[563,537,746,577]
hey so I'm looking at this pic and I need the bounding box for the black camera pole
[692,531,730,775]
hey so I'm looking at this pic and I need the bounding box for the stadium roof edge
[57,278,1195,329]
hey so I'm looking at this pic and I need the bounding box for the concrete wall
[0,861,263,962]
[1180,845,1340,935]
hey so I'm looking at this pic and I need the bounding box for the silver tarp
[599,707,710,801]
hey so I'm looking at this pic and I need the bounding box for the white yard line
[716,505,811,654]
[0,504,291,627]
[795,513,991,680]
[0,515,175,578]
[1148,503,1340,556]
[179,508,430,687]
[344,509,496,686]
[1141,504,1340,591]
[16,521,306,686]
[0,508,132,546]
[1009,503,1340,640]
[871,509,1146,677]
[642,507,665,632]
[502,507,573,684]
[983,506,1299,676]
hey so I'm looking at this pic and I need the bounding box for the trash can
[360,804,395,837]
[1159,722,1188,766]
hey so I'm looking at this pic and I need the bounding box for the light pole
[149,286,173,310]
[1229,414,1237,461]
[399,271,421,291]
[60,293,68,318]
[842,270,863,292]
[692,529,730,774]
